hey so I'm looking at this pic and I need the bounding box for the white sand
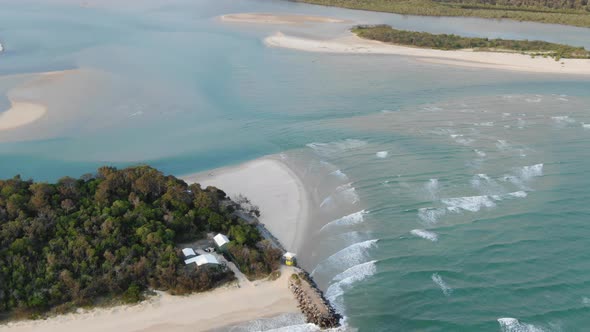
[0,100,47,131]
[183,157,311,252]
[265,32,590,75]
[0,267,299,332]
[220,13,346,24]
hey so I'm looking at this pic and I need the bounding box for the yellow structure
[283,252,297,266]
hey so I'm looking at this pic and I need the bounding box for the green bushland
[352,24,590,59]
[0,166,281,319]
[295,0,590,27]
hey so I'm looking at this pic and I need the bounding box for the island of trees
[352,24,590,60]
[295,0,590,27]
[0,166,281,320]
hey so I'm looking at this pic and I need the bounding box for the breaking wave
[320,183,360,208]
[471,174,505,195]
[410,229,438,242]
[424,178,439,200]
[311,240,378,277]
[442,195,496,212]
[497,318,546,332]
[519,164,543,180]
[376,151,388,158]
[306,139,367,156]
[329,169,349,180]
[320,210,368,232]
[432,273,452,296]
[325,260,377,314]
[551,115,575,124]
[418,207,447,224]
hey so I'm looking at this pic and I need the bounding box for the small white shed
[214,233,230,249]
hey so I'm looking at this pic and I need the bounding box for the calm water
[1,0,590,331]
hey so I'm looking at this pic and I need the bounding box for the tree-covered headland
[0,166,281,319]
[295,0,590,28]
[352,24,590,60]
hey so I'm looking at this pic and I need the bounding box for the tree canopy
[0,166,280,319]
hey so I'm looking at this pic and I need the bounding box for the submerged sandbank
[220,13,346,24]
[183,156,311,253]
[265,32,590,75]
[0,267,299,332]
[0,100,47,131]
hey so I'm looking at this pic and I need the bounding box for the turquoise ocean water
[1,0,590,331]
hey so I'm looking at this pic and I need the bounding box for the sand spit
[183,156,311,253]
[220,13,346,24]
[265,32,590,75]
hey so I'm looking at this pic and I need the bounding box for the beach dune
[265,32,590,75]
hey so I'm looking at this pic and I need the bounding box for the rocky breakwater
[288,270,341,329]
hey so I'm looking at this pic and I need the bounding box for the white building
[214,233,230,249]
[182,248,196,257]
[184,254,220,266]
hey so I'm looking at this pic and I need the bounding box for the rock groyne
[288,271,341,329]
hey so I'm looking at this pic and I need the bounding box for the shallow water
[1,0,590,331]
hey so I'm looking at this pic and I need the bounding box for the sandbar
[0,100,47,131]
[220,13,346,24]
[265,32,590,75]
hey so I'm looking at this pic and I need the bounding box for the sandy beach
[183,156,311,253]
[220,13,346,24]
[0,100,47,131]
[0,267,300,332]
[265,32,590,75]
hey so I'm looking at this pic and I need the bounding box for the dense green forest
[352,24,590,59]
[294,0,590,27]
[0,166,281,319]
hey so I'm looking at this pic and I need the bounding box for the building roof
[195,254,219,266]
[184,256,199,265]
[182,248,196,257]
[214,233,230,247]
[284,252,296,259]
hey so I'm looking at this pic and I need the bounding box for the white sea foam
[451,134,474,145]
[418,207,447,224]
[311,240,378,277]
[128,111,144,118]
[424,178,439,200]
[474,149,487,158]
[228,313,317,332]
[423,106,443,112]
[326,260,377,314]
[320,210,368,232]
[525,97,542,103]
[497,318,546,332]
[0,43,3,53]
[376,151,388,158]
[306,139,367,156]
[581,123,590,129]
[475,122,494,127]
[410,229,438,242]
[496,140,511,150]
[329,169,349,180]
[583,297,590,305]
[320,183,360,208]
[442,195,496,212]
[319,196,333,209]
[432,273,452,296]
[519,164,543,180]
[551,115,575,124]
[517,118,526,129]
[506,191,528,198]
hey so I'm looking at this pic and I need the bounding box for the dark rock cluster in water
[288,271,341,329]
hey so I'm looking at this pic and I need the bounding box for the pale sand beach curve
[183,156,311,253]
[0,100,47,131]
[0,267,299,332]
[220,13,346,24]
[265,32,590,75]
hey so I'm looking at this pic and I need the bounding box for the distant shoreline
[219,13,347,25]
[264,32,590,75]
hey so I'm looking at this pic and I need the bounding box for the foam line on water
[424,178,439,200]
[432,273,452,296]
[320,210,368,232]
[306,139,367,156]
[418,207,447,224]
[442,195,496,212]
[329,169,348,180]
[410,229,438,242]
[325,260,377,314]
[376,151,388,158]
[497,318,546,332]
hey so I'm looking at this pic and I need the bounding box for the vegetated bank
[0,166,281,320]
[352,24,590,60]
[293,0,590,28]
